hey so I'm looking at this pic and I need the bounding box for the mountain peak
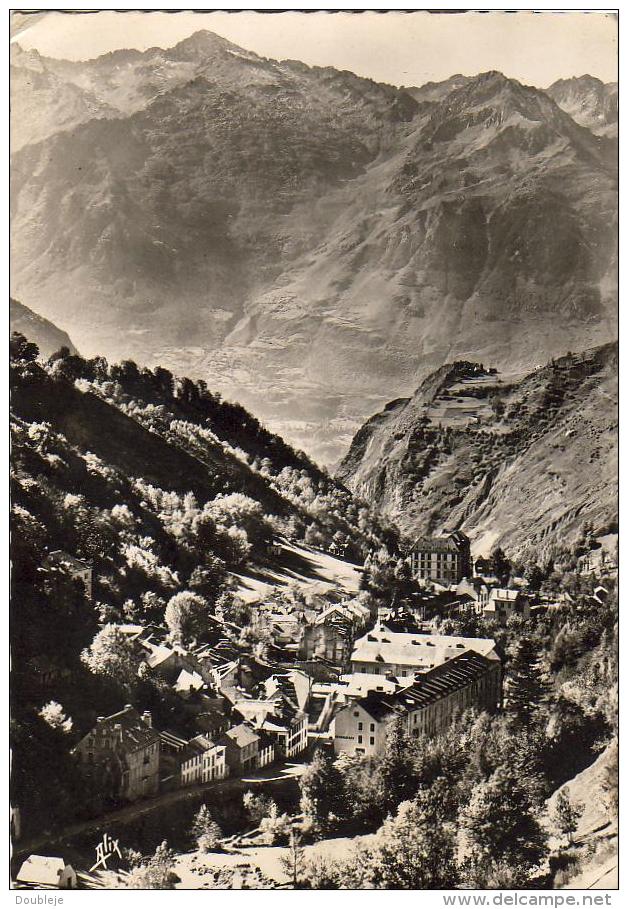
[167,29,243,61]
[473,69,511,84]
[549,73,605,91]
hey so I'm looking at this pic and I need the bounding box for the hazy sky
[12,9,618,88]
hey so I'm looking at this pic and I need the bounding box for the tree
[153,366,175,398]
[505,636,549,727]
[164,590,212,645]
[489,394,505,419]
[304,524,326,548]
[490,545,510,583]
[204,493,272,548]
[243,791,275,827]
[10,711,85,836]
[460,765,547,885]
[81,624,140,688]
[10,331,39,363]
[279,826,307,889]
[259,801,291,844]
[375,719,418,814]
[125,841,179,889]
[192,804,222,852]
[188,557,227,602]
[47,345,71,365]
[38,701,73,734]
[549,623,586,672]
[551,787,583,845]
[363,791,458,889]
[49,353,88,383]
[299,747,348,832]
[599,738,618,821]
[302,854,344,889]
[215,591,248,627]
[524,562,545,591]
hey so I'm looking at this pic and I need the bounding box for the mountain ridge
[11,32,618,464]
[336,341,618,561]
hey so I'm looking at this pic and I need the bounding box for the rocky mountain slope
[10,297,77,357]
[10,44,116,152]
[337,342,617,560]
[11,34,617,464]
[547,75,618,138]
[547,740,618,889]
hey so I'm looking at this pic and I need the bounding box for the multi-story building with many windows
[333,649,502,758]
[408,531,472,584]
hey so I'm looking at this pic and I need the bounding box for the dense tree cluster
[10,339,392,835]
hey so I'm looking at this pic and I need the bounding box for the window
[370,737,375,746]
[353,711,359,717]
[357,735,363,744]
[370,723,375,732]
[358,722,363,731]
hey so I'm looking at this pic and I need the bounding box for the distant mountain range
[10,32,617,464]
[337,342,617,560]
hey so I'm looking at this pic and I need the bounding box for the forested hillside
[10,330,391,832]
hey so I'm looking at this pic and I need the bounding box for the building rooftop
[75,706,159,755]
[410,531,470,554]
[16,856,72,887]
[489,588,520,602]
[179,734,222,763]
[351,626,498,671]
[175,668,205,693]
[45,550,90,570]
[352,650,498,722]
[222,723,260,749]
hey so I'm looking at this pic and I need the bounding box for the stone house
[456,577,490,608]
[482,588,530,624]
[219,723,260,773]
[233,698,308,759]
[300,622,350,663]
[73,706,160,801]
[179,734,227,786]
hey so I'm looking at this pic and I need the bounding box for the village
[13,528,617,890]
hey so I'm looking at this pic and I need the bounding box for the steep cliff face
[11,35,617,464]
[337,343,617,560]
